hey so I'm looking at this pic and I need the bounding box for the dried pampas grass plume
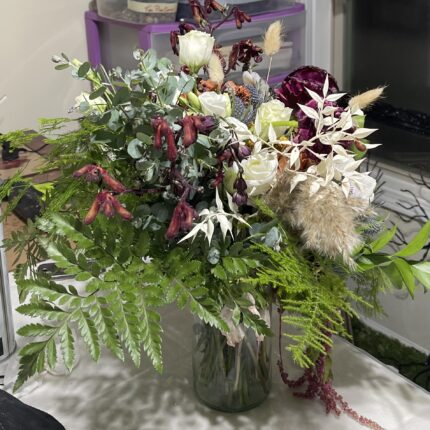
[208,54,225,88]
[349,87,385,111]
[263,20,283,56]
[267,172,370,266]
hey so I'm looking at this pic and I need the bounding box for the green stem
[270,120,299,128]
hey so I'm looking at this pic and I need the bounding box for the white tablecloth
[3,274,430,430]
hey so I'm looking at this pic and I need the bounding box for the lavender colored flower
[276,66,339,112]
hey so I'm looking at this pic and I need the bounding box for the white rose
[255,99,292,141]
[224,151,278,196]
[199,92,231,117]
[178,30,215,74]
[74,92,106,115]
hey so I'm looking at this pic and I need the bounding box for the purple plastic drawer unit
[85,3,306,85]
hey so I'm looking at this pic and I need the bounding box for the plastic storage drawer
[85,3,306,85]
[96,0,178,24]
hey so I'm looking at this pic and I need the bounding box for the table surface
[3,274,430,430]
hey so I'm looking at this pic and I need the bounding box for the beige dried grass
[267,171,370,265]
[263,21,283,56]
[208,54,225,88]
[349,87,385,111]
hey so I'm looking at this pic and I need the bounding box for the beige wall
[0,0,90,132]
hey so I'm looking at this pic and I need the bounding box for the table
[3,274,430,430]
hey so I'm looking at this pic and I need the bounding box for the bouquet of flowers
[2,1,430,428]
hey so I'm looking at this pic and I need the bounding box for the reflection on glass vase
[192,317,272,412]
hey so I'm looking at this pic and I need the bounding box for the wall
[0,0,90,132]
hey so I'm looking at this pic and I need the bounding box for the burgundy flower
[84,191,132,224]
[191,115,216,133]
[181,116,197,148]
[210,168,224,188]
[233,9,252,29]
[166,201,198,240]
[276,66,339,112]
[204,0,226,13]
[73,164,126,193]
[151,117,178,161]
[232,175,248,206]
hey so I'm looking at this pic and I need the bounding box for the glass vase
[192,318,272,412]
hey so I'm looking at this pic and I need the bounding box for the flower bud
[234,176,248,194]
[187,92,202,111]
[233,192,248,206]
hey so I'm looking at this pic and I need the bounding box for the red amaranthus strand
[277,310,385,430]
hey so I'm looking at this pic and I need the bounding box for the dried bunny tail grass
[208,54,225,88]
[349,87,385,110]
[263,21,283,56]
[267,172,369,266]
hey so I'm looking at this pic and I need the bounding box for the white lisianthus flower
[255,99,292,141]
[74,92,106,115]
[220,117,257,142]
[242,70,262,86]
[344,172,377,202]
[199,92,232,117]
[225,150,278,196]
[178,30,215,74]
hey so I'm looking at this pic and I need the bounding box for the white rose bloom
[225,150,278,197]
[199,92,231,117]
[178,30,215,74]
[255,99,292,141]
[74,92,106,115]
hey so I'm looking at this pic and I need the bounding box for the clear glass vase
[192,318,272,412]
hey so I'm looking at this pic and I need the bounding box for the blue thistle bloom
[233,96,245,119]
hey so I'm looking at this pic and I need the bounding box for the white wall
[0,0,90,132]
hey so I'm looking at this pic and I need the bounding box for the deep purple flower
[276,66,339,113]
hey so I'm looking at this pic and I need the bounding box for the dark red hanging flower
[181,116,198,148]
[276,66,339,113]
[233,8,251,29]
[166,200,198,240]
[84,191,133,224]
[73,164,127,193]
[151,117,178,161]
[204,0,226,14]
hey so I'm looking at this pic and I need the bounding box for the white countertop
[3,274,430,430]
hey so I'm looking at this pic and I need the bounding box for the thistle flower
[263,21,283,57]
[208,54,225,88]
[349,87,385,111]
